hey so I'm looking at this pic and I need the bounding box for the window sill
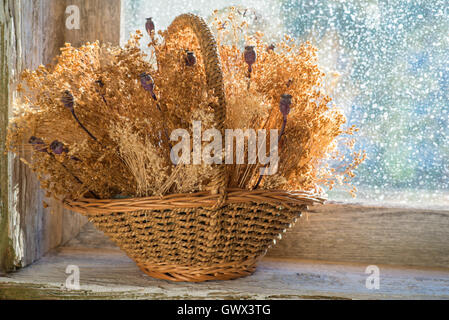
[268,202,449,269]
[1,210,449,300]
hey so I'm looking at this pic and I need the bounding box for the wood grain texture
[1,0,122,271]
[64,0,122,47]
[267,203,449,269]
[0,0,17,273]
[1,224,448,299]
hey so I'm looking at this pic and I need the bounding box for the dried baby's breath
[6,9,364,202]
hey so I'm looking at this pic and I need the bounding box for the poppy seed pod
[279,94,293,118]
[29,136,47,152]
[61,90,75,112]
[145,17,155,37]
[244,45,256,73]
[50,140,68,155]
[29,136,44,145]
[278,94,293,145]
[185,50,197,67]
[140,72,157,100]
[62,90,98,141]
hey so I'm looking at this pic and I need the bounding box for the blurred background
[122,0,449,207]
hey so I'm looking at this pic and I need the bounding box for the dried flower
[5,10,364,203]
[254,95,292,189]
[61,90,75,112]
[29,136,44,145]
[145,17,155,37]
[29,136,47,152]
[61,90,98,141]
[244,45,256,74]
[140,72,157,100]
[28,138,97,198]
[50,140,67,155]
[279,94,292,119]
[185,50,197,67]
[278,93,293,146]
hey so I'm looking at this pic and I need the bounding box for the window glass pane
[123,0,449,207]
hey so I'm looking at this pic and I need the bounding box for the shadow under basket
[64,189,324,282]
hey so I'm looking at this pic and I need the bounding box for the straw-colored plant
[6,8,365,204]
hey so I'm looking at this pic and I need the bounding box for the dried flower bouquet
[5,10,365,282]
[7,9,363,203]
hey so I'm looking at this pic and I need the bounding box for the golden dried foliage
[6,9,364,202]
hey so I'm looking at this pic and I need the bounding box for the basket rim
[63,188,326,215]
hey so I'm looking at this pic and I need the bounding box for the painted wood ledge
[268,202,449,269]
[1,204,448,299]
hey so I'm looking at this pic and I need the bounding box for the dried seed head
[145,17,155,36]
[61,90,74,111]
[280,94,293,118]
[50,140,67,155]
[140,72,154,88]
[29,136,47,152]
[29,136,44,145]
[185,50,197,67]
[244,46,257,76]
[140,72,157,100]
[244,45,257,66]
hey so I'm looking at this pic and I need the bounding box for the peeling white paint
[7,0,24,267]
[8,153,24,267]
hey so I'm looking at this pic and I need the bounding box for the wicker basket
[63,14,325,282]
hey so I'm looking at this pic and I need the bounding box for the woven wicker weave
[62,14,325,282]
[64,189,324,282]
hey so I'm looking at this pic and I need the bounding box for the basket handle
[166,14,227,196]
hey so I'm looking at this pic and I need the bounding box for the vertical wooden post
[0,0,17,273]
[0,0,122,272]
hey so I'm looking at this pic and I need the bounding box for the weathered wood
[0,0,17,273]
[68,206,449,270]
[1,0,122,272]
[1,224,448,299]
[64,0,122,47]
[267,203,449,269]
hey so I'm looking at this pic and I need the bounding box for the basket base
[136,259,258,282]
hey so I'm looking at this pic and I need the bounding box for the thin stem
[278,118,287,143]
[71,110,98,141]
[253,118,287,190]
[47,152,99,199]
[253,174,264,190]
[154,97,173,150]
